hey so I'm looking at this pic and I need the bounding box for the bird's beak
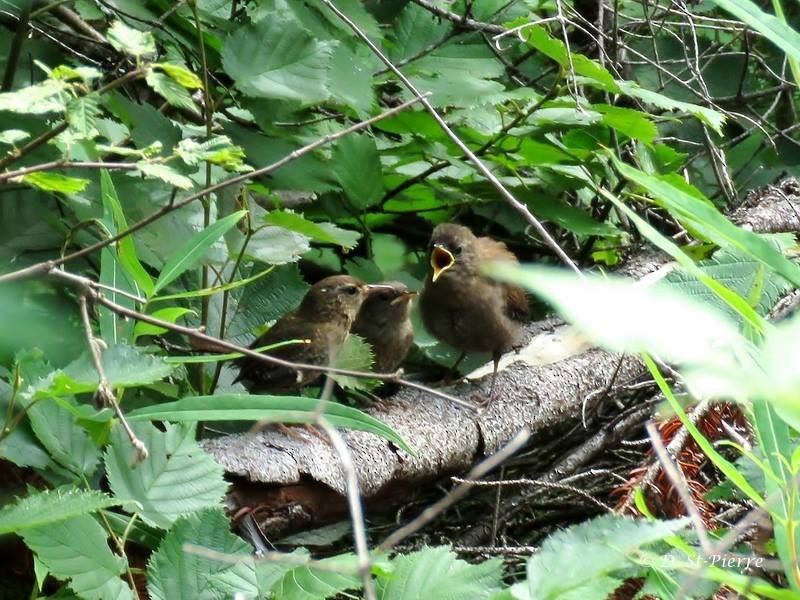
[430,245,455,282]
[390,290,417,305]
[365,283,395,296]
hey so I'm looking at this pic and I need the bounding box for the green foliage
[147,508,257,600]
[21,515,133,600]
[2,0,800,596]
[0,488,117,535]
[105,422,228,528]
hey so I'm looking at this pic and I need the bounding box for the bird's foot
[470,391,496,411]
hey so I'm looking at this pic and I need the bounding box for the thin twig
[317,417,377,600]
[378,428,530,551]
[77,293,148,462]
[645,421,712,555]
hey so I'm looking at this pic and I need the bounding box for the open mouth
[430,245,455,282]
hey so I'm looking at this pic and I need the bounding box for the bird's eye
[453,245,463,255]
[345,285,358,295]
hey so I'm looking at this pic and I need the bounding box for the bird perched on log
[235,275,373,394]
[419,223,529,404]
[351,281,416,373]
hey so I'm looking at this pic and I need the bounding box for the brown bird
[351,281,416,373]
[419,223,528,404]
[235,275,372,394]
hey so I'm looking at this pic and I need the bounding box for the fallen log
[202,178,800,539]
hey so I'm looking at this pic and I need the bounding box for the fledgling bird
[419,223,529,404]
[234,275,371,394]
[351,281,416,373]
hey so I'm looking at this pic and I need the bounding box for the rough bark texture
[202,178,800,537]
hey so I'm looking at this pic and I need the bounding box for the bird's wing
[234,312,322,389]
[476,237,529,322]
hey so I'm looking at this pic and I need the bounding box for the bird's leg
[431,351,467,387]
[474,352,502,410]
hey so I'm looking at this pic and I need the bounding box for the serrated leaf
[66,96,101,138]
[525,515,689,599]
[227,264,309,343]
[153,210,247,293]
[0,79,67,114]
[332,134,383,208]
[126,394,414,454]
[0,487,118,535]
[145,70,197,112]
[107,20,156,57]
[615,81,725,134]
[45,344,173,395]
[221,17,334,103]
[264,210,360,249]
[27,400,100,477]
[21,515,132,600]
[136,162,194,189]
[377,545,504,600]
[20,172,89,193]
[332,334,376,391]
[272,551,361,600]
[155,62,203,89]
[105,422,228,528]
[175,136,249,171]
[147,508,257,600]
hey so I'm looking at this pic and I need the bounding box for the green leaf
[136,162,194,189]
[105,422,228,529]
[222,17,334,103]
[27,400,100,477]
[615,81,726,134]
[175,136,249,171]
[21,172,89,193]
[35,344,174,396]
[153,210,247,293]
[0,79,67,114]
[332,334,376,391]
[613,158,800,288]
[525,514,689,599]
[66,96,101,138]
[377,546,504,600]
[489,264,748,370]
[145,70,198,113]
[332,133,383,208]
[147,508,257,600]
[596,105,658,143]
[154,62,203,89]
[271,551,361,600]
[523,26,619,91]
[107,20,156,57]
[709,0,800,65]
[227,264,309,343]
[264,210,361,249]
[0,487,118,535]
[0,129,29,145]
[100,170,155,298]
[133,307,196,338]
[21,515,132,600]
[126,394,414,454]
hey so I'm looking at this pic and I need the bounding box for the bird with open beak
[419,223,529,405]
[235,275,384,394]
[352,281,416,373]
